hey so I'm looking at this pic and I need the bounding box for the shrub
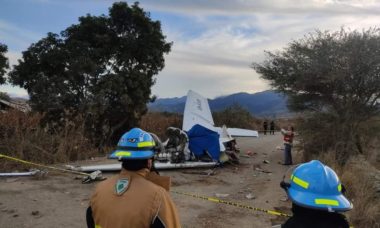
[0,110,99,171]
[213,104,260,130]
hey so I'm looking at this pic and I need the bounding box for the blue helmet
[109,128,156,160]
[286,160,352,212]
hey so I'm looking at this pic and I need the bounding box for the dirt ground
[0,133,298,228]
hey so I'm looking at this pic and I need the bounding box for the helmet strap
[281,164,300,191]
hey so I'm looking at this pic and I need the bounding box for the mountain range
[148,90,290,117]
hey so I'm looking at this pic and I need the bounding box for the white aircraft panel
[66,161,217,172]
[225,128,259,137]
[183,90,215,131]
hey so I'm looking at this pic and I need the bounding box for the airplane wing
[218,125,233,143]
[223,128,259,137]
[215,125,259,137]
[66,161,218,172]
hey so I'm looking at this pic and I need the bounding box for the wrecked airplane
[67,90,258,172]
[183,90,258,163]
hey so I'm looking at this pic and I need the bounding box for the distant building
[0,99,31,113]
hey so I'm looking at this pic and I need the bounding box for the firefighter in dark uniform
[263,121,268,135]
[280,160,353,228]
[86,128,181,228]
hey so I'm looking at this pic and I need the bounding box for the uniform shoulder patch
[115,178,129,196]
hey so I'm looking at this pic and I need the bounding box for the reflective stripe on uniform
[137,141,155,148]
[291,174,309,189]
[338,184,342,192]
[115,151,132,157]
[95,225,102,228]
[314,199,339,206]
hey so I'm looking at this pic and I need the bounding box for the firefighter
[86,128,181,228]
[280,160,352,228]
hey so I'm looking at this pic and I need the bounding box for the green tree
[213,104,256,129]
[0,43,8,84]
[9,2,172,145]
[253,28,380,162]
[0,92,11,101]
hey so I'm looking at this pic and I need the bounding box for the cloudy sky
[1,0,380,99]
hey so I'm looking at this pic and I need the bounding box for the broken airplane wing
[215,127,259,138]
[0,170,41,177]
[66,161,217,172]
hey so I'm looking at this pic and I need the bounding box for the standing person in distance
[281,126,294,165]
[263,120,268,135]
[270,120,275,135]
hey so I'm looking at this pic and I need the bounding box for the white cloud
[2,0,380,99]
[150,0,380,98]
[141,0,380,16]
[0,52,26,98]
[0,85,28,98]
[6,51,22,67]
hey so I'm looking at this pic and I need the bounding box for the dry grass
[341,159,380,228]
[1,109,294,171]
[0,110,99,171]
[357,117,380,169]
[301,149,380,228]
[295,114,380,228]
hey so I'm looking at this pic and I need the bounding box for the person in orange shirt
[281,126,294,165]
[86,128,181,228]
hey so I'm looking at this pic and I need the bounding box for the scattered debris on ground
[215,193,230,198]
[245,193,256,199]
[182,169,216,176]
[254,167,272,173]
[0,136,292,227]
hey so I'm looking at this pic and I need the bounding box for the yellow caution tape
[171,190,291,217]
[0,153,355,227]
[172,191,355,227]
[0,153,90,176]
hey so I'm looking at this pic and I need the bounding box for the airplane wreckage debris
[67,90,259,172]
[0,169,46,178]
[1,90,258,181]
[66,161,219,172]
[0,153,104,183]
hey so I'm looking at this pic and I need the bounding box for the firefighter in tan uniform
[86,128,181,228]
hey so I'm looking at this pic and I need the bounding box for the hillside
[148,90,289,117]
